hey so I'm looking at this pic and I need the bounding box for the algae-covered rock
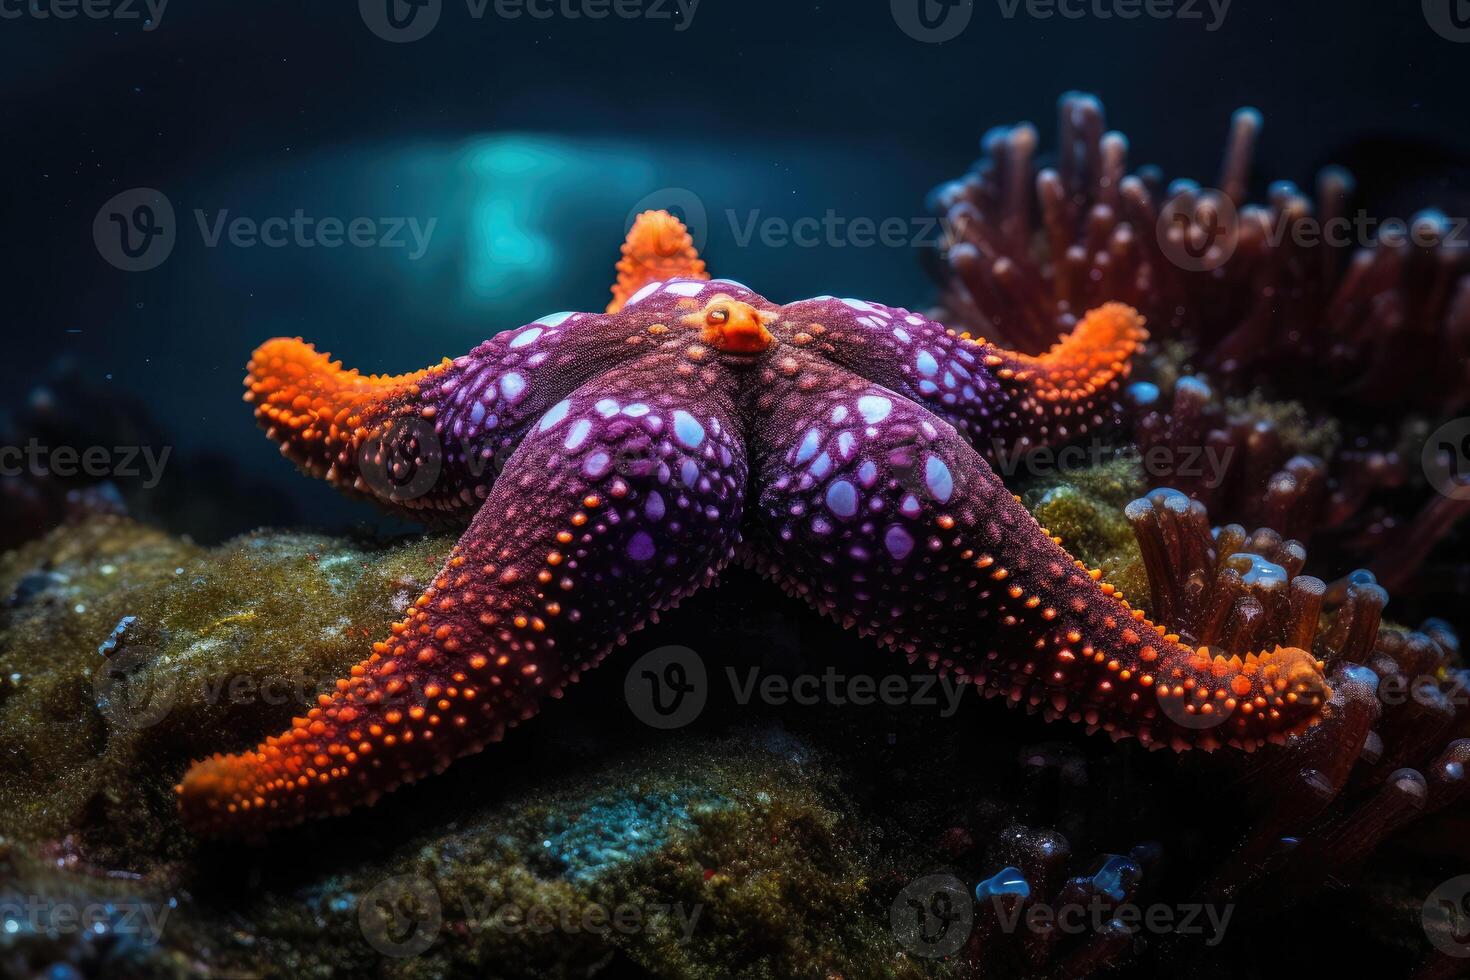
[0,516,454,861]
[0,517,953,979]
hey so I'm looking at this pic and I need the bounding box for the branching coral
[928,92,1470,411]
[927,92,1470,598]
[930,486,1466,978]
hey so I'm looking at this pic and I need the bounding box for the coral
[894,479,1468,978]
[0,484,1460,979]
[927,92,1470,596]
[928,94,1470,412]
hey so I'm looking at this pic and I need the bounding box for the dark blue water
[3,0,1465,535]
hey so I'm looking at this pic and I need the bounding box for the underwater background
[5,1,1470,978]
[5,0,1467,546]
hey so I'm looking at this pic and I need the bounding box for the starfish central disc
[683,296,778,354]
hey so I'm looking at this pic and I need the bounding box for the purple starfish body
[179,217,1329,835]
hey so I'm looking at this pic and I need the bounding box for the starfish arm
[778,297,1146,454]
[746,369,1329,752]
[608,211,709,314]
[181,364,748,835]
[245,303,697,522]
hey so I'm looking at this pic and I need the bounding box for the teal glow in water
[459,136,651,303]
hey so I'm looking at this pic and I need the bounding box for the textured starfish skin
[179,214,1330,835]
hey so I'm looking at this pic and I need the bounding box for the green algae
[0,516,454,862]
[1222,391,1341,460]
[228,740,939,980]
[1020,454,1152,615]
[0,517,951,979]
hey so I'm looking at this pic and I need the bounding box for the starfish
[178,211,1330,835]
